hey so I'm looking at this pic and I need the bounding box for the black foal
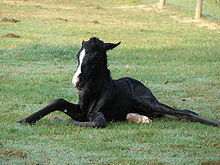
[17,37,220,127]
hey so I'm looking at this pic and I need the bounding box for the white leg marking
[126,113,152,123]
[72,49,86,87]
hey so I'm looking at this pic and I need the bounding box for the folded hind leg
[17,98,85,124]
[131,96,165,120]
[132,96,220,127]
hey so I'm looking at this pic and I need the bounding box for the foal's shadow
[48,115,189,128]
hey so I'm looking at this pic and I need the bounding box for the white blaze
[72,49,86,87]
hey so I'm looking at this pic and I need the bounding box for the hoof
[16,119,27,125]
[211,119,220,127]
[16,119,34,125]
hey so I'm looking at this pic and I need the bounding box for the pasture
[0,0,220,164]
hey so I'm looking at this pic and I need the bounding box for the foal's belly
[101,96,134,122]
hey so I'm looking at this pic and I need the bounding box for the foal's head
[72,37,121,90]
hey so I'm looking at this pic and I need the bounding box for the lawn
[0,0,220,164]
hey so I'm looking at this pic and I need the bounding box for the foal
[17,37,220,127]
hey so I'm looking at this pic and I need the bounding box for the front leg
[17,98,85,124]
[68,112,107,128]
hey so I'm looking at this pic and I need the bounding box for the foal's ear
[104,42,121,51]
[82,40,85,46]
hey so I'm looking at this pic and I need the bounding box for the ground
[0,0,220,164]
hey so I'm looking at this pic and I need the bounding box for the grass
[0,0,220,164]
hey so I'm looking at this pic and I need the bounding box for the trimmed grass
[0,0,220,164]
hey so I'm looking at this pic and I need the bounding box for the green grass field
[0,0,220,164]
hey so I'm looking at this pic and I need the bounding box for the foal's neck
[86,68,111,94]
